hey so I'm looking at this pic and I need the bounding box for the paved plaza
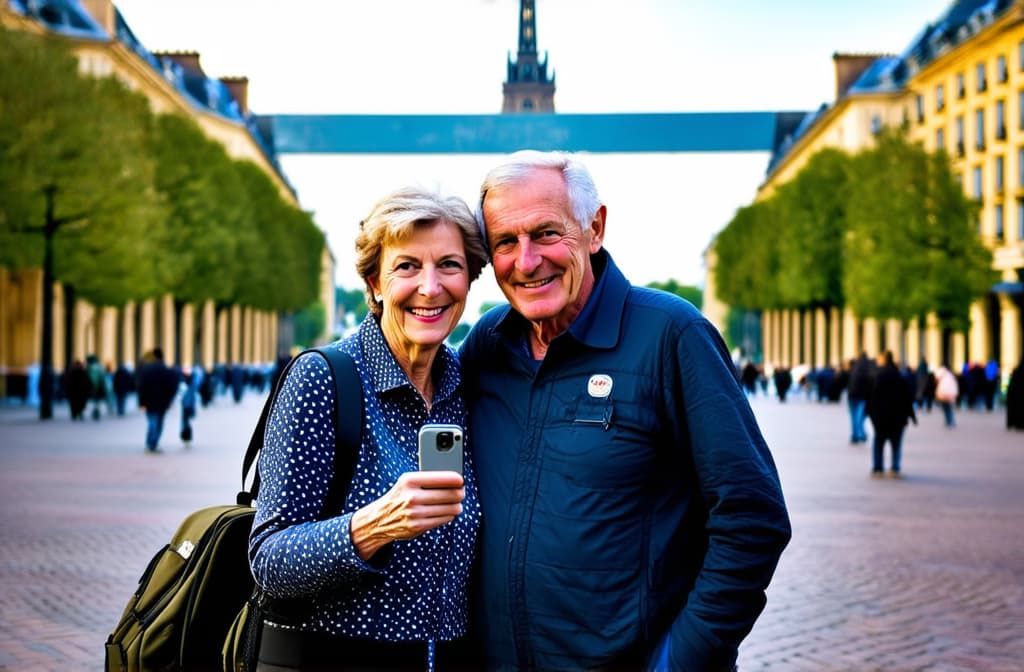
[0,388,1022,671]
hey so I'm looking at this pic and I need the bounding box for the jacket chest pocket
[543,390,658,489]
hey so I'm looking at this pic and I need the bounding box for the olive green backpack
[104,347,362,672]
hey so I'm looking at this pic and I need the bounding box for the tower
[502,0,555,113]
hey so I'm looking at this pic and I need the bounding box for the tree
[774,148,849,309]
[713,199,785,310]
[645,279,702,309]
[1,28,164,418]
[293,300,327,348]
[336,286,369,325]
[845,129,994,332]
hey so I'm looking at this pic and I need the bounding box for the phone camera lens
[437,431,454,450]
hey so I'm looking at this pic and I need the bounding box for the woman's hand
[350,471,465,561]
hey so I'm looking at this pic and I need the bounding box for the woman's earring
[374,294,383,303]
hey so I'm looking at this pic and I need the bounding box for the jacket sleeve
[666,320,792,670]
[249,353,384,598]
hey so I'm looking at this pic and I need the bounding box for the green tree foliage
[293,300,326,347]
[773,148,849,308]
[714,130,995,333]
[150,113,243,305]
[230,161,323,312]
[336,286,369,323]
[645,279,702,309]
[447,322,470,345]
[0,28,164,305]
[713,199,785,310]
[844,129,994,330]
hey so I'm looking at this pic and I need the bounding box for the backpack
[105,346,362,672]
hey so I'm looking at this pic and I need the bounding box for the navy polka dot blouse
[249,315,481,645]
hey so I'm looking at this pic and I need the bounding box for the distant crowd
[737,355,1024,432]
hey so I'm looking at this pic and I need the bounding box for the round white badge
[587,374,613,398]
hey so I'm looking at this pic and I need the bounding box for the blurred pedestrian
[137,348,179,453]
[983,360,999,412]
[179,368,197,445]
[847,352,875,443]
[229,363,245,403]
[86,354,107,421]
[934,364,959,428]
[868,351,917,478]
[112,363,133,416]
[773,364,793,402]
[64,360,90,421]
[1006,360,1024,431]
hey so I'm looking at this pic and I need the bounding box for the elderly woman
[249,186,489,671]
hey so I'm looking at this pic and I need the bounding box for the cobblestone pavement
[0,390,1022,671]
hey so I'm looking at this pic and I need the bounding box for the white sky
[112,0,953,316]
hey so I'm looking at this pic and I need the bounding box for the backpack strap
[237,347,363,516]
[311,346,363,518]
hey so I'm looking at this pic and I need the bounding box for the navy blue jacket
[460,251,790,670]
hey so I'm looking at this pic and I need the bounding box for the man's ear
[587,205,607,253]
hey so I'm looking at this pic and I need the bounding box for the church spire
[502,0,555,113]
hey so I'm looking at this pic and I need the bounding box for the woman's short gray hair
[355,186,489,317]
[475,150,602,250]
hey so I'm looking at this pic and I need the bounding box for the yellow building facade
[710,1,1024,384]
[1,1,336,400]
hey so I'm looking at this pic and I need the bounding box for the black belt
[258,624,435,671]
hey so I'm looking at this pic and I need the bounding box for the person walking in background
[462,150,790,670]
[847,352,875,444]
[773,363,793,402]
[934,364,959,428]
[64,360,90,421]
[137,348,179,453]
[85,354,107,421]
[1006,360,1024,430]
[867,351,917,479]
[983,360,1000,412]
[112,363,134,416]
[179,368,197,445]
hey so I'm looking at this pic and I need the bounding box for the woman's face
[370,220,470,360]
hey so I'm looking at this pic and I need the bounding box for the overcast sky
[112,0,953,315]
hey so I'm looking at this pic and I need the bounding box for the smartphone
[417,424,464,475]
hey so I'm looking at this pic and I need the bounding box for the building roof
[8,0,284,179]
[762,0,1016,181]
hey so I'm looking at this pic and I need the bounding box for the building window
[973,165,983,199]
[996,100,1006,140]
[977,62,988,92]
[936,84,945,112]
[996,155,1005,192]
[1019,147,1024,187]
[995,204,1005,240]
[936,127,945,151]
[1018,199,1024,241]
[998,54,1008,83]
[976,108,986,150]
[956,116,965,156]
[915,94,924,123]
[1020,91,1024,130]
[871,115,882,135]
[957,72,966,99]
[1020,40,1024,71]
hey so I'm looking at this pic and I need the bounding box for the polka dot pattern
[249,316,481,646]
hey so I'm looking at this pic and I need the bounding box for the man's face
[482,168,604,325]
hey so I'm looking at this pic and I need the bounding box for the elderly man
[460,150,791,671]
